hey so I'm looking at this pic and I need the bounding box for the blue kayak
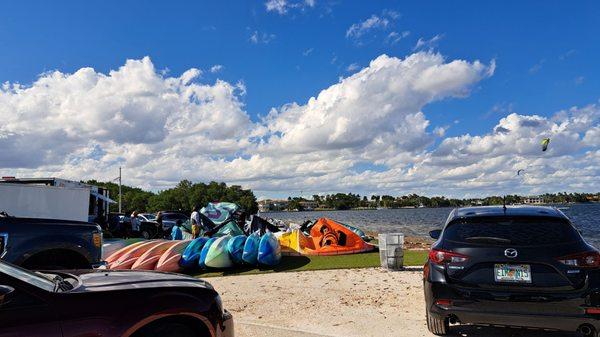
[180,237,209,268]
[227,235,247,265]
[257,232,282,266]
[205,236,233,269]
[199,237,217,269]
[242,231,260,265]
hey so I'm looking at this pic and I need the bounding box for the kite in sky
[541,138,550,152]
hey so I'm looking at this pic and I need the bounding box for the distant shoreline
[261,202,598,213]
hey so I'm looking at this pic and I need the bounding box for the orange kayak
[279,218,374,256]
[131,241,177,270]
[109,240,164,270]
[105,240,146,265]
[154,240,191,273]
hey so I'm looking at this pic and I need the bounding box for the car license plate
[494,264,531,283]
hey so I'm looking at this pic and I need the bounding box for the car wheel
[137,322,199,337]
[426,310,449,336]
[141,230,150,239]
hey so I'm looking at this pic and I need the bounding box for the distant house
[299,200,318,210]
[523,196,545,204]
[470,199,484,206]
[258,199,289,212]
[587,195,600,202]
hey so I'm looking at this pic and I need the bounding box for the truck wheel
[426,310,449,336]
[141,230,151,239]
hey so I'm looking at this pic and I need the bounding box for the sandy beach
[209,268,579,337]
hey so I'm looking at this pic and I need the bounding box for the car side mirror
[0,285,14,306]
[429,229,442,240]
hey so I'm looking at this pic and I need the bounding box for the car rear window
[444,217,581,246]
[164,213,187,220]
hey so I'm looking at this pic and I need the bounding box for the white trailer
[0,183,91,222]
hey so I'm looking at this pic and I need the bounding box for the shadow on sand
[447,325,580,337]
[213,255,312,276]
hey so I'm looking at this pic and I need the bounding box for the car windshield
[0,261,55,292]
[444,217,582,246]
[142,213,156,220]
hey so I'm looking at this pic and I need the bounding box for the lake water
[263,203,600,248]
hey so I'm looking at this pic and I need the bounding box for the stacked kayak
[180,237,209,268]
[106,240,191,273]
[196,232,281,269]
[155,240,190,272]
[242,231,260,264]
[204,236,234,268]
[258,232,281,266]
[278,218,374,256]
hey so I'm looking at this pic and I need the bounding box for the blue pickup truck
[0,215,103,269]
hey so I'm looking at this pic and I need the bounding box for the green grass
[193,250,428,278]
[123,238,144,245]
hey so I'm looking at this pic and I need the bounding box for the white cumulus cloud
[1,53,597,198]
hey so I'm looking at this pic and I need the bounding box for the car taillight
[428,249,468,265]
[560,251,600,268]
[92,232,102,248]
[558,251,600,268]
[586,308,600,315]
[435,299,453,307]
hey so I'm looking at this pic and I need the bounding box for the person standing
[190,206,201,239]
[130,211,140,234]
[171,220,184,240]
[155,211,164,239]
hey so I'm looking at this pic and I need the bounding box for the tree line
[283,192,600,211]
[85,180,258,214]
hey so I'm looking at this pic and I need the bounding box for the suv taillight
[558,251,600,268]
[428,249,468,265]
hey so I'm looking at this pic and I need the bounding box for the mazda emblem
[504,248,518,258]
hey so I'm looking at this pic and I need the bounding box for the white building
[523,196,544,204]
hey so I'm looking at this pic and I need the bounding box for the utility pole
[118,167,122,213]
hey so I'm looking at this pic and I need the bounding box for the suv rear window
[444,217,581,246]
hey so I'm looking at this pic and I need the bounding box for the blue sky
[0,1,599,198]
[2,1,598,133]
